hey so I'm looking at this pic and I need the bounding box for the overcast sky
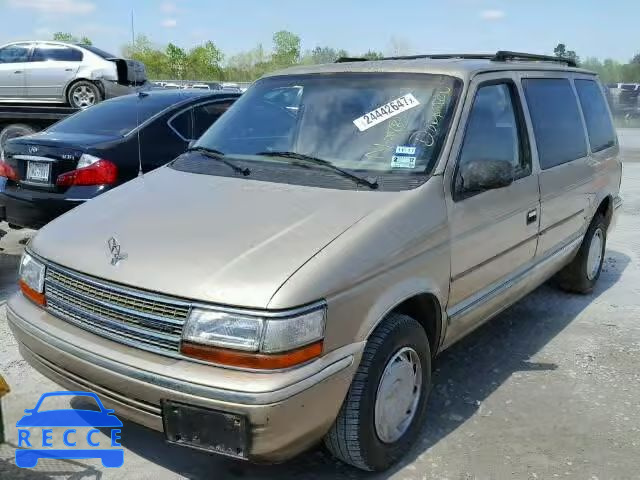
[1,0,638,61]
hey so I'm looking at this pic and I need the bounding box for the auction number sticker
[353,94,420,132]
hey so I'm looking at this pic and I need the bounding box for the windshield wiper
[256,151,378,190]
[187,146,250,176]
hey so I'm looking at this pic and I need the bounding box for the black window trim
[452,78,532,202]
[167,98,235,142]
[521,75,590,171]
[573,77,617,154]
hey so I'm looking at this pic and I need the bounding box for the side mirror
[187,139,197,149]
[459,159,514,193]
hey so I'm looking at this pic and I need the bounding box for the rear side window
[575,79,616,152]
[192,100,235,139]
[33,46,83,62]
[522,78,588,169]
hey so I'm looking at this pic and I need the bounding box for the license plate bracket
[26,161,50,183]
[162,400,249,459]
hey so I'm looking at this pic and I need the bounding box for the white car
[0,41,147,109]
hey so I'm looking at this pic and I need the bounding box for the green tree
[122,35,169,79]
[52,32,92,44]
[185,41,224,80]
[362,50,384,60]
[272,30,300,67]
[166,43,187,79]
[631,53,640,65]
[554,43,580,65]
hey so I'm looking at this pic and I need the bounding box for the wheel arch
[64,78,103,102]
[360,285,445,359]
[594,194,613,228]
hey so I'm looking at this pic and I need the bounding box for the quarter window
[456,83,530,195]
[575,79,616,153]
[168,110,192,140]
[192,101,235,139]
[0,44,30,63]
[522,78,588,169]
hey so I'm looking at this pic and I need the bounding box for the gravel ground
[0,132,639,479]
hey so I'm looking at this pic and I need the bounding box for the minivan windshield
[48,94,182,137]
[182,73,461,191]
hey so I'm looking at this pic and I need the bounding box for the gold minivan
[8,51,622,471]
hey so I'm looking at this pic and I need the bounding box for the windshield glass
[48,95,181,136]
[178,73,461,191]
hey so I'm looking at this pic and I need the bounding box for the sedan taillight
[0,161,18,181]
[56,159,118,187]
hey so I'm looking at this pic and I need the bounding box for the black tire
[66,80,102,109]
[324,313,431,471]
[0,123,36,155]
[555,213,607,294]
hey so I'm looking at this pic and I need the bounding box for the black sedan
[0,89,239,229]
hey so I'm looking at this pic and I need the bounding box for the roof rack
[335,50,578,68]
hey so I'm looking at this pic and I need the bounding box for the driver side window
[455,82,530,197]
[0,44,31,63]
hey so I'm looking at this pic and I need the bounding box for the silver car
[0,41,146,109]
[7,52,622,471]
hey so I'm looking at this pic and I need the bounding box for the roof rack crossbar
[335,51,578,68]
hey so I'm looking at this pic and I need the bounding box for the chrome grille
[44,265,190,354]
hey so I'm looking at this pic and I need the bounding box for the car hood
[31,167,391,308]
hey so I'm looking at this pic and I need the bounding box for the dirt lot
[0,131,639,479]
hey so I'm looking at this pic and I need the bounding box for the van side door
[520,74,592,258]
[443,73,539,346]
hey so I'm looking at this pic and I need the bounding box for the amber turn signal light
[19,280,46,307]
[180,341,323,369]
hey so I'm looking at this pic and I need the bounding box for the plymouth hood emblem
[107,237,127,265]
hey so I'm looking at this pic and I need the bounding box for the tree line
[51,32,640,84]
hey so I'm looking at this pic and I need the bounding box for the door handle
[14,70,22,74]
[527,209,537,225]
[65,68,73,71]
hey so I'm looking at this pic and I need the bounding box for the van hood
[31,167,390,308]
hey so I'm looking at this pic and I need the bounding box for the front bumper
[7,293,362,462]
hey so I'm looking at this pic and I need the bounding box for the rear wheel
[555,213,607,294]
[67,80,102,109]
[0,123,36,158]
[324,313,431,471]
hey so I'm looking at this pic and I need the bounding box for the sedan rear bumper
[7,293,361,462]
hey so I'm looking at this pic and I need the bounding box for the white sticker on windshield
[353,94,420,132]
[396,146,417,155]
[391,155,417,169]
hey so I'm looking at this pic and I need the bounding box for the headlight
[19,252,46,305]
[181,305,326,369]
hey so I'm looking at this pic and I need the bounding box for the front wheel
[324,313,431,471]
[555,213,607,294]
[67,81,102,109]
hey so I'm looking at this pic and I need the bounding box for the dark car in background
[0,89,239,228]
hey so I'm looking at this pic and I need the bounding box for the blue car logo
[15,391,124,468]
